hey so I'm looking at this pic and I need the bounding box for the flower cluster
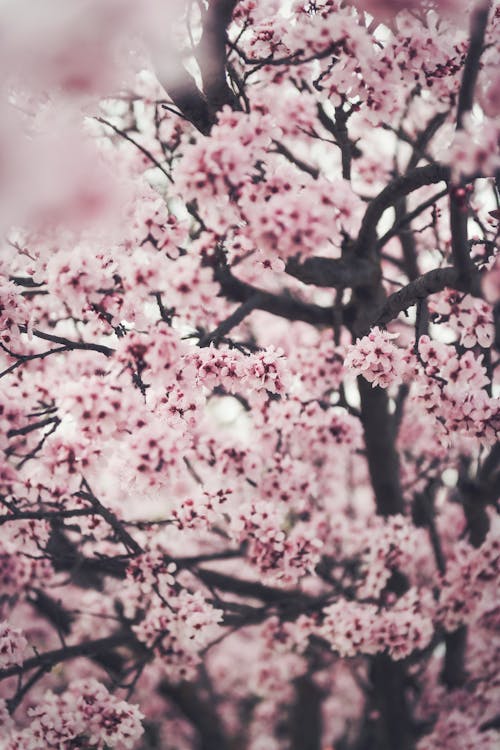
[232,501,323,584]
[321,588,434,660]
[174,107,274,232]
[171,488,232,530]
[2,679,144,749]
[407,337,499,445]
[429,290,494,349]
[241,171,363,260]
[0,621,28,668]
[438,526,500,631]
[126,550,177,600]
[0,277,31,341]
[188,344,290,397]
[449,115,500,182]
[344,327,404,389]
[417,710,500,750]
[357,516,426,599]
[133,590,223,682]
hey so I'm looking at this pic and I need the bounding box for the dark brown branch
[161,56,212,135]
[0,632,134,681]
[198,295,262,346]
[74,479,143,556]
[459,444,499,549]
[28,589,74,636]
[370,266,461,330]
[382,123,438,167]
[370,655,414,750]
[95,118,173,182]
[271,140,320,179]
[358,378,404,516]
[19,327,114,357]
[161,1,240,134]
[376,188,449,252]
[317,103,354,180]
[394,194,421,286]
[195,568,312,604]
[10,276,46,289]
[7,417,59,438]
[449,1,491,291]
[0,508,97,526]
[214,266,332,326]
[0,346,74,379]
[285,256,376,288]
[197,0,241,119]
[407,111,449,171]
[456,1,491,128]
[441,627,468,689]
[235,41,344,68]
[412,482,446,575]
[355,165,450,261]
[46,527,128,586]
[290,675,323,750]
[160,680,230,750]
[449,190,479,293]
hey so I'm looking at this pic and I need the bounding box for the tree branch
[376,187,449,253]
[290,675,323,750]
[456,1,491,128]
[449,1,491,292]
[214,265,333,326]
[161,0,240,135]
[285,256,376,288]
[370,266,461,330]
[0,632,135,681]
[19,327,114,357]
[160,680,230,750]
[198,295,262,346]
[358,378,404,516]
[74,478,143,556]
[355,165,450,261]
[197,0,241,119]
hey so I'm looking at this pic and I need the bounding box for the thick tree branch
[370,266,461,330]
[0,508,97,526]
[74,479,144,556]
[316,103,355,180]
[358,378,404,517]
[456,1,491,128]
[160,680,230,750]
[197,0,241,118]
[449,1,491,292]
[371,655,414,750]
[161,0,240,134]
[290,675,323,750]
[285,256,376,288]
[195,568,313,604]
[198,296,262,346]
[0,632,135,681]
[355,165,450,260]
[377,188,449,254]
[441,627,468,689]
[214,265,333,326]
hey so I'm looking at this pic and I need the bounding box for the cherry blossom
[344,327,405,388]
[0,623,28,669]
[0,1,499,749]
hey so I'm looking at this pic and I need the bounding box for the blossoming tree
[0,1,499,748]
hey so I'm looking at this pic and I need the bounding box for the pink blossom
[344,327,404,388]
[0,622,28,668]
